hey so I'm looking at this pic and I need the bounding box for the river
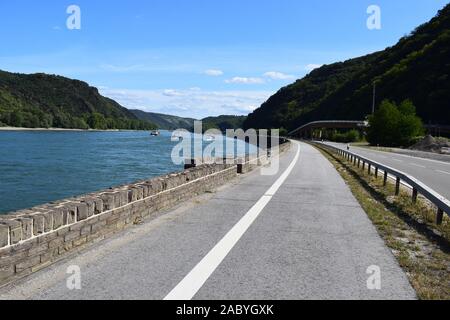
[0,130,254,214]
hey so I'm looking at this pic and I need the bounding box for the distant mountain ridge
[244,4,450,131]
[202,115,247,132]
[130,109,196,131]
[131,109,247,132]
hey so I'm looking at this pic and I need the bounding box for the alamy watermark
[366,265,381,290]
[66,5,81,30]
[170,121,280,176]
[66,265,82,290]
[367,5,381,30]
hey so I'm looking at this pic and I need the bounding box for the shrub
[331,129,361,143]
[367,99,424,147]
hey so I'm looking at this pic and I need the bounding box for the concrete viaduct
[287,120,450,139]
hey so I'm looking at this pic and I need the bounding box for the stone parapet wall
[0,140,291,286]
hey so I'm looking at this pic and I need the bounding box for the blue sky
[0,0,448,118]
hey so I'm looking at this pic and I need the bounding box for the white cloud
[163,89,184,97]
[99,64,147,72]
[225,77,265,84]
[99,87,273,119]
[263,71,295,80]
[204,69,224,76]
[305,64,323,72]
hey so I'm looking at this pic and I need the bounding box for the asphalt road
[0,142,416,300]
[322,141,450,200]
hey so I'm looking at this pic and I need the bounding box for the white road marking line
[164,141,301,300]
[392,159,403,162]
[350,145,450,166]
[409,163,426,168]
[436,170,450,175]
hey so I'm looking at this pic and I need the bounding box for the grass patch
[350,142,394,153]
[316,145,450,300]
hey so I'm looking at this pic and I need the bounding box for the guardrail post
[362,162,365,171]
[412,188,418,203]
[375,167,379,178]
[368,164,371,175]
[357,159,361,168]
[436,209,444,225]
[395,177,401,195]
[383,172,388,186]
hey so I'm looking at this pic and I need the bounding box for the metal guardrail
[313,141,450,225]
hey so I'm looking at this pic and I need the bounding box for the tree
[10,111,24,127]
[279,127,288,137]
[25,113,40,128]
[367,99,424,147]
[88,113,107,130]
[0,111,11,125]
[330,129,361,143]
[396,100,424,146]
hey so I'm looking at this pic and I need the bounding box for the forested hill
[244,4,450,131]
[0,71,156,130]
[202,115,247,132]
[130,109,196,131]
[131,110,247,132]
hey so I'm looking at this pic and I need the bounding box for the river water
[0,130,254,214]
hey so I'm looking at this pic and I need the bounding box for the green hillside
[202,115,247,132]
[244,4,450,131]
[132,109,247,132]
[130,109,196,131]
[0,71,156,130]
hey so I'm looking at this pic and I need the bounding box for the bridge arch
[288,120,368,139]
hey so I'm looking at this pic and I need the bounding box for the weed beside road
[317,146,450,300]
